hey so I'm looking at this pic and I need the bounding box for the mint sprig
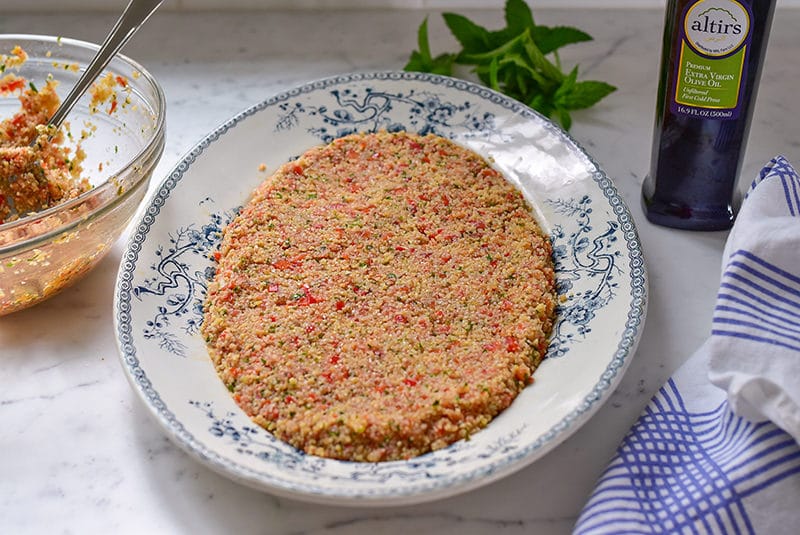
[403,0,616,130]
[404,17,456,76]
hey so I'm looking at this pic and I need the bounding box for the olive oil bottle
[642,0,776,230]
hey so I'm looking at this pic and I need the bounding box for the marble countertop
[2,7,798,535]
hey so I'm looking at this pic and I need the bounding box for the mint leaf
[520,31,563,83]
[443,13,492,54]
[555,107,573,131]
[403,18,456,76]
[529,93,553,118]
[404,51,428,72]
[505,0,535,35]
[497,51,550,88]
[532,26,593,55]
[488,57,501,91]
[418,16,433,60]
[554,65,579,102]
[560,80,617,110]
[458,31,526,64]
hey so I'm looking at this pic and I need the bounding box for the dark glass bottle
[642,0,776,230]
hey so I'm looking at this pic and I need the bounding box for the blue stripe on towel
[726,261,800,300]
[712,250,800,352]
[713,317,800,345]
[715,303,800,331]
[717,286,800,324]
[721,272,800,312]
[747,155,800,215]
[710,330,800,352]
[574,379,800,535]
[730,250,800,288]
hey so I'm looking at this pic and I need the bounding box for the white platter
[114,71,647,506]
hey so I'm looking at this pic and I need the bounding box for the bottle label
[671,0,752,120]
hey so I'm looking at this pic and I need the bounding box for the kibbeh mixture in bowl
[0,34,165,315]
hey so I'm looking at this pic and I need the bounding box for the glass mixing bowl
[0,34,165,315]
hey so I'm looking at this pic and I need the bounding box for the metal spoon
[0,0,163,220]
[41,0,164,138]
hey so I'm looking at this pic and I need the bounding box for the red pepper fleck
[115,75,128,87]
[213,251,222,261]
[292,164,304,176]
[108,99,118,114]
[285,395,294,403]
[403,378,417,387]
[394,314,408,324]
[330,355,340,364]
[483,341,500,352]
[272,254,306,271]
[0,77,25,93]
[505,336,520,352]
[335,300,345,311]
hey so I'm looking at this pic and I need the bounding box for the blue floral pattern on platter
[276,87,500,143]
[188,400,527,484]
[114,71,647,505]
[132,202,238,357]
[547,195,622,358]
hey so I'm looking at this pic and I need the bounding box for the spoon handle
[45,0,163,132]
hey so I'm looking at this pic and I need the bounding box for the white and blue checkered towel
[575,156,800,534]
